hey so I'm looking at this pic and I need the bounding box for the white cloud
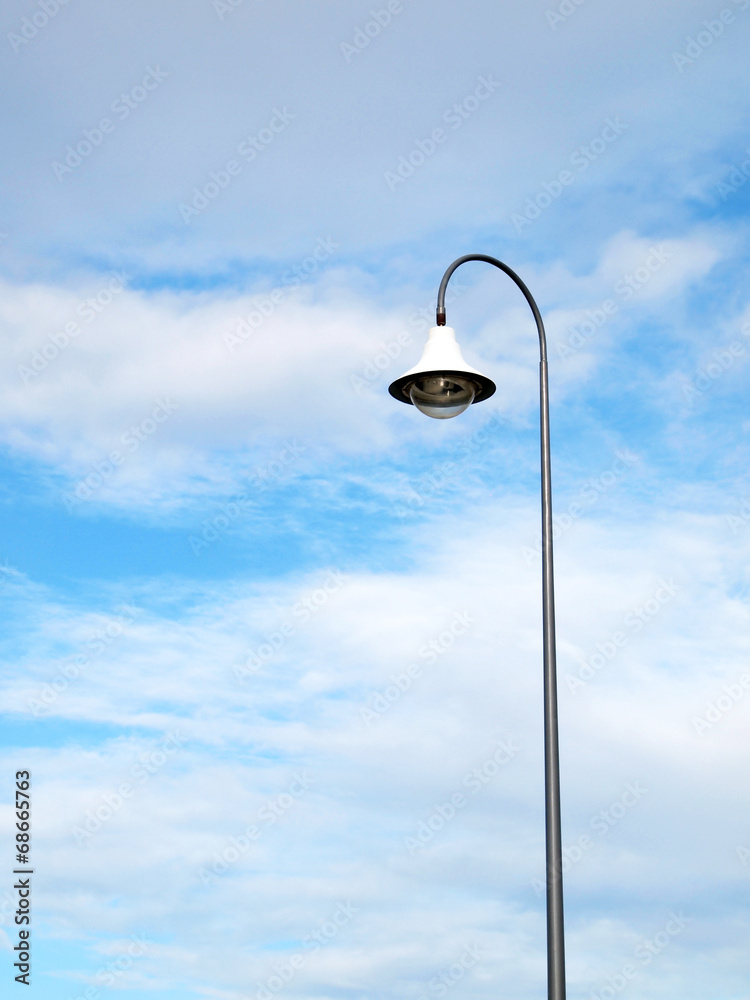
[1,498,748,996]
[593,229,722,301]
[0,224,724,511]
[1,0,748,270]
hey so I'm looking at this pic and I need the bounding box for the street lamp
[389,254,567,1000]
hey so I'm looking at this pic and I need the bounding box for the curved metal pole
[437,255,565,1000]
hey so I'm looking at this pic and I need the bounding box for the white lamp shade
[388,326,496,407]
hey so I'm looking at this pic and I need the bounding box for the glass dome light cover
[388,325,496,415]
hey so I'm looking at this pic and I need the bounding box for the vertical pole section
[540,358,566,1000]
[435,255,567,1000]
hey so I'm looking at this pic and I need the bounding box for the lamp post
[389,254,566,1000]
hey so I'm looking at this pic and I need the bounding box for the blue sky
[1,0,750,998]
